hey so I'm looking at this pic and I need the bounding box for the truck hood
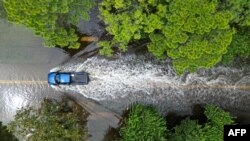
[48,72,56,84]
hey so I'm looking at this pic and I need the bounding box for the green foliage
[99,0,235,75]
[202,105,234,141]
[0,122,18,141]
[3,0,95,49]
[148,0,235,75]
[7,99,89,141]
[0,0,7,19]
[170,104,235,141]
[169,119,204,141]
[98,41,114,57]
[221,0,250,26]
[112,104,235,141]
[222,27,250,64]
[98,0,166,55]
[120,104,167,141]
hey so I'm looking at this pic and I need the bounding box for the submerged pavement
[0,20,68,123]
[0,20,121,141]
[52,43,122,141]
[71,95,121,141]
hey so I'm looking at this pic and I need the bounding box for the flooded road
[56,52,250,118]
[0,5,249,139]
[0,19,120,141]
[0,20,69,123]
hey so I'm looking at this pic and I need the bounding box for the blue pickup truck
[48,72,88,85]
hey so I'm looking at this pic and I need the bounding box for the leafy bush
[7,99,89,141]
[120,104,167,141]
[170,104,235,141]
[222,27,250,64]
[99,0,235,74]
[3,0,95,49]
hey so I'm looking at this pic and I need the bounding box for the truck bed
[70,72,88,85]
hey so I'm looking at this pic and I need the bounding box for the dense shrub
[120,104,167,141]
[99,0,235,74]
[7,99,89,141]
[3,0,95,49]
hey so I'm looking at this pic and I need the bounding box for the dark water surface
[0,20,69,123]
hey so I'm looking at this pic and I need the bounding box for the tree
[99,0,235,75]
[108,104,235,141]
[221,27,250,65]
[169,119,204,141]
[151,0,234,75]
[98,0,168,56]
[3,0,95,49]
[0,0,7,19]
[220,0,250,27]
[218,0,250,65]
[202,105,235,141]
[169,104,235,141]
[7,99,89,141]
[0,122,18,141]
[119,104,167,141]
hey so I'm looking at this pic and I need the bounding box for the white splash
[51,53,250,114]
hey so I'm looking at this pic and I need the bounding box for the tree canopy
[3,0,95,49]
[117,104,234,141]
[220,0,250,27]
[219,0,250,65]
[120,104,167,141]
[99,0,235,74]
[0,122,18,141]
[0,0,7,19]
[170,104,235,141]
[7,99,89,141]
[222,27,250,64]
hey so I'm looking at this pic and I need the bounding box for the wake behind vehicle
[48,72,89,85]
